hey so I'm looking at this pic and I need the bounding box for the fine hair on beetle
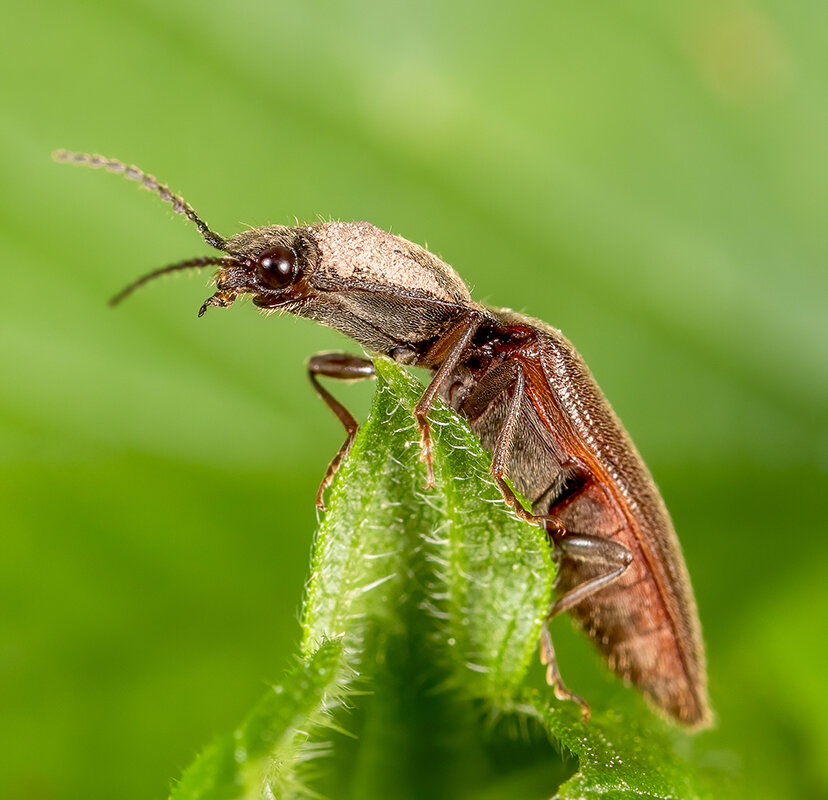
[55,149,711,729]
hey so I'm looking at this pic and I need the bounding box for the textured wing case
[470,310,710,725]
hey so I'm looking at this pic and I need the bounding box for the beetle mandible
[55,150,711,728]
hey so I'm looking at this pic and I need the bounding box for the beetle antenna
[109,256,236,307]
[52,149,226,251]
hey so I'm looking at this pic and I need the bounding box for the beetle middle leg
[460,358,566,536]
[308,352,376,509]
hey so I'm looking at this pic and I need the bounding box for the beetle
[54,149,711,727]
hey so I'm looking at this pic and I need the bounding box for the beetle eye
[255,245,298,289]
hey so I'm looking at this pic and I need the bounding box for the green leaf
[170,639,349,800]
[172,357,721,800]
[302,357,555,698]
[511,692,720,800]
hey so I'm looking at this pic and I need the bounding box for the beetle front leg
[413,314,481,487]
[308,352,376,509]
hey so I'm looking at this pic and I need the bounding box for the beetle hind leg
[538,535,633,718]
[540,624,591,720]
[549,535,633,617]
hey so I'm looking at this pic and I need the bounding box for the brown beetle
[55,150,711,728]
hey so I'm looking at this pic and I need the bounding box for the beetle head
[198,226,320,317]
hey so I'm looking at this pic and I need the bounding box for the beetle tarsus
[417,418,436,488]
[540,623,591,721]
[552,681,591,722]
[541,514,567,540]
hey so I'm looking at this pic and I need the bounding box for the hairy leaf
[173,358,719,799]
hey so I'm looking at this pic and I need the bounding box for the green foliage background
[0,1,825,798]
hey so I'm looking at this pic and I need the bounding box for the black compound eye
[255,245,297,289]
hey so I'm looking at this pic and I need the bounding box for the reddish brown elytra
[55,150,711,728]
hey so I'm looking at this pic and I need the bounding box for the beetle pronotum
[55,150,711,727]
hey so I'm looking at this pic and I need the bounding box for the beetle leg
[308,352,376,510]
[488,363,530,516]
[457,359,521,419]
[414,313,481,488]
[539,535,633,716]
[478,360,567,536]
[540,623,591,720]
[548,535,633,617]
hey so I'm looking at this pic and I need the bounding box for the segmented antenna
[108,256,237,307]
[52,149,226,250]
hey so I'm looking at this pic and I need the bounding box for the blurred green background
[1,1,826,798]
